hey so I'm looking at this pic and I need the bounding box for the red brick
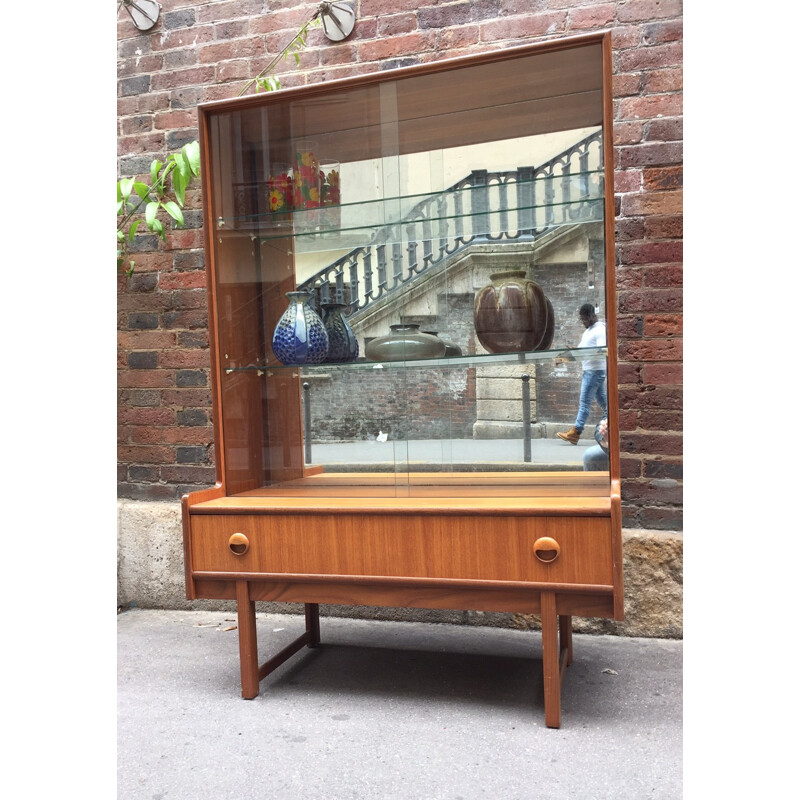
[117,369,176,388]
[378,12,418,36]
[622,480,683,505]
[161,465,218,483]
[216,59,254,83]
[643,165,682,191]
[250,7,315,35]
[620,336,682,362]
[618,410,639,431]
[318,42,358,67]
[150,24,215,51]
[158,270,208,291]
[635,507,682,531]
[616,267,644,291]
[118,54,163,77]
[618,42,682,72]
[571,4,616,29]
[118,331,177,350]
[160,389,213,407]
[439,25,481,50]
[617,363,642,385]
[118,445,176,464]
[642,265,683,289]
[130,426,174,445]
[609,23,642,50]
[616,315,644,339]
[618,95,683,122]
[643,313,682,338]
[118,132,166,155]
[638,410,683,431]
[619,287,682,313]
[620,430,683,455]
[479,13,568,43]
[118,252,175,274]
[198,0,262,23]
[618,0,683,23]
[612,73,643,99]
[167,229,205,249]
[150,67,216,91]
[171,288,208,310]
[622,190,682,217]
[197,36,266,65]
[643,20,683,44]
[614,120,645,146]
[643,67,683,94]
[159,350,211,368]
[646,118,683,144]
[161,426,215,444]
[615,217,646,241]
[162,309,210,329]
[154,109,198,130]
[645,215,682,239]
[619,456,643,480]
[620,387,683,415]
[117,407,176,426]
[117,292,172,313]
[617,240,682,265]
[358,31,435,61]
[613,168,642,192]
[619,141,683,168]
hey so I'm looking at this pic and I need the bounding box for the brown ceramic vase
[473,270,554,353]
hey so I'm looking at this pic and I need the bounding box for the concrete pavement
[118,608,682,799]
[305,436,591,470]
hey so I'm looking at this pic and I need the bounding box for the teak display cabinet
[182,32,622,728]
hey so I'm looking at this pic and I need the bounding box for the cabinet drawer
[189,512,613,587]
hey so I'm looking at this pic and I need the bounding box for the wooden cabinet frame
[183,32,622,728]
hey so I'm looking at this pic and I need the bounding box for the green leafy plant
[117,10,322,276]
[117,141,201,276]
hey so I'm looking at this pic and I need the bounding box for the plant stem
[237,9,322,97]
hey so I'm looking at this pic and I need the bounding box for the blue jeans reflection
[583,444,609,471]
[575,369,607,431]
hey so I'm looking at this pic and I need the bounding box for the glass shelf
[223,346,607,374]
[216,171,605,254]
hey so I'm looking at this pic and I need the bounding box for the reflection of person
[557,303,607,445]
[583,418,609,471]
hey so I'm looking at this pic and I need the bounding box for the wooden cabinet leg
[541,591,561,728]
[305,602,320,647]
[559,614,573,665]
[236,581,260,699]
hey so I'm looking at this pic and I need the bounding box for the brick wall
[117,0,683,529]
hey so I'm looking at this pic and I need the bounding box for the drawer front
[189,512,613,586]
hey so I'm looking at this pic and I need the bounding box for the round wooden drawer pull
[533,536,560,563]
[228,533,250,555]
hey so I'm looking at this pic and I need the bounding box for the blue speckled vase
[322,303,359,362]
[272,292,329,365]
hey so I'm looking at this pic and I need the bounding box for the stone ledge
[118,500,682,639]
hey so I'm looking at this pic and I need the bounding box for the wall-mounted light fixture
[119,0,161,32]
[318,1,356,42]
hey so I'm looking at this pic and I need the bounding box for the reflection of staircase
[299,131,603,317]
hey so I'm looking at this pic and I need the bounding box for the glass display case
[182,31,623,728]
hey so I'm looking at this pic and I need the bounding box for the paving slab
[118,608,682,799]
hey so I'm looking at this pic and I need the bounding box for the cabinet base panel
[192,577,617,618]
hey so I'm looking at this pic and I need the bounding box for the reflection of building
[303,230,604,444]
[298,135,607,445]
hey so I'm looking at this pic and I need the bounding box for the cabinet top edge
[187,496,613,516]
[197,31,610,117]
